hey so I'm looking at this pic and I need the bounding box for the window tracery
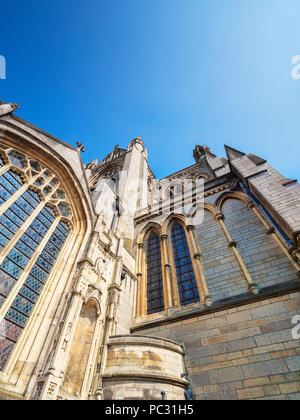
[0,146,73,371]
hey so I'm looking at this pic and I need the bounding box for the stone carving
[0,99,19,117]
[47,382,57,397]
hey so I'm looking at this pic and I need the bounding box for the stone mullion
[0,164,12,177]
[0,217,60,326]
[167,241,181,309]
[141,247,147,317]
[136,243,143,317]
[160,234,173,310]
[21,230,78,398]
[18,232,80,399]
[216,214,259,295]
[248,202,300,274]
[3,221,72,382]
[0,172,41,218]
[186,225,212,305]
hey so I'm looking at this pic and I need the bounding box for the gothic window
[146,232,164,315]
[0,146,72,371]
[171,223,199,306]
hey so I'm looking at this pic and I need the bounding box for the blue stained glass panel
[45,242,60,258]
[24,275,43,294]
[49,233,63,249]
[0,223,13,240]
[36,255,52,273]
[31,219,48,237]
[0,260,22,279]
[146,232,164,315]
[0,214,19,233]
[0,233,9,248]
[41,207,56,222]
[11,295,33,316]
[4,209,23,228]
[6,307,27,327]
[25,226,42,244]
[37,213,52,228]
[15,196,35,215]
[23,190,40,207]
[40,249,55,266]
[19,285,38,304]
[10,203,29,222]
[30,265,48,283]
[0,185,12,201]
[15,240,35,258]
[171,223,199,306]
[7,249,28,269]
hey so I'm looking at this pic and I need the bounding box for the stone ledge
[102,371,189,388]
[107,334,185,355]
[131,282,300,332]
[0,387,24,400]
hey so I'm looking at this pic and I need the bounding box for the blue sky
[1,0,300,179]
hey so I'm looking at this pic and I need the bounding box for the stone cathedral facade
[0,100,299,401]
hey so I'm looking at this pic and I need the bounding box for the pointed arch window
[171,223,199,306]
[0,146,73,371]
[146,232,164,315]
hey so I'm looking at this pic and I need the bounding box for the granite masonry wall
[222,199,298,289]
[133,291,300,400]
[195,209,247,301]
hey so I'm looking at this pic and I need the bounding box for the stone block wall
[133,292,300,400]
[222,199,297,289]
[195,198,298,303]
[102,335,188,400]
[195,210,247,301]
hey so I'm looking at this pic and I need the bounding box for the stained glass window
[171,223,199,306]
[146,232,164,315]
[0,147,72,372]
[8,151,26,169]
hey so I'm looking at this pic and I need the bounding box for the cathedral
[0,99,299,400]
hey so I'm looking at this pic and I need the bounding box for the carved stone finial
[0,100,19,117]
[193,145,215,163]
[128,137,144,152]
[76,141,85,152]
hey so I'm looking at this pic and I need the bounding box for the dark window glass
[171,223,199,306]
[146,232,164,315]
[0,220,70,371]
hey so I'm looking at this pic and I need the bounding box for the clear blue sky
[1,0,300,179]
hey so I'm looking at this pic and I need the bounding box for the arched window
[171,223,199,306]
[146,232,164,315]
[0,147,72,371]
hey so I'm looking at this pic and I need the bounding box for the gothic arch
[216,191,252,214]
[187,202,218,226]
[137,221,162,245]
[0,121,93,385]
[162,213,186,236]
